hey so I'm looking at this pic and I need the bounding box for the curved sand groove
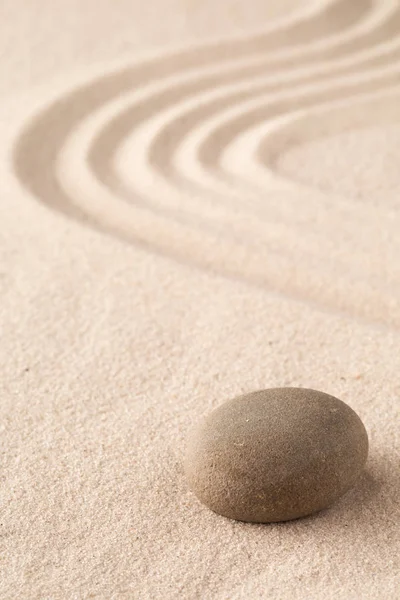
[186,61,400,197]
[12,0,400,327]
[221,88,400,227]
[258,88,400,194]
[189,88,400,256]
[76,4,400,234]
[58,128,400,329]
[13,0,387,212]
[222,87,400,202]
[12,0,380,235]
[90,0,398,201]
[147,36,400,200]
[56,100,278,240]
[13,0,366,218]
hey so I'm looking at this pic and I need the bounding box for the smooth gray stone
[184,388,369,523]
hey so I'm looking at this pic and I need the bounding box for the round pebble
[184,388,369,523]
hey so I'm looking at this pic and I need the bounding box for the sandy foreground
[1,0,400,598]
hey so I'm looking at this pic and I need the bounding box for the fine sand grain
[1,1,400,598]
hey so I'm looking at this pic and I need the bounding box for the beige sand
[1,0,399,598]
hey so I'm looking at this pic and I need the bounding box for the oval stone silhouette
[184,388,369,523]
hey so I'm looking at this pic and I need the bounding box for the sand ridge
[12,0,400,328]
[1,0,400,598]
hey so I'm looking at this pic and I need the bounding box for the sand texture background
[1,0,400,598]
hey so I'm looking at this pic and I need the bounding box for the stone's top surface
[184,388,369,523]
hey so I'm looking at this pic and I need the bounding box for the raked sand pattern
[2,1,400,599]
[13,0,400,329]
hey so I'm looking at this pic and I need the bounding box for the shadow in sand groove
[12,0,400,329]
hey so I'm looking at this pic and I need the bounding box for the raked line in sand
[12,0,400,328]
